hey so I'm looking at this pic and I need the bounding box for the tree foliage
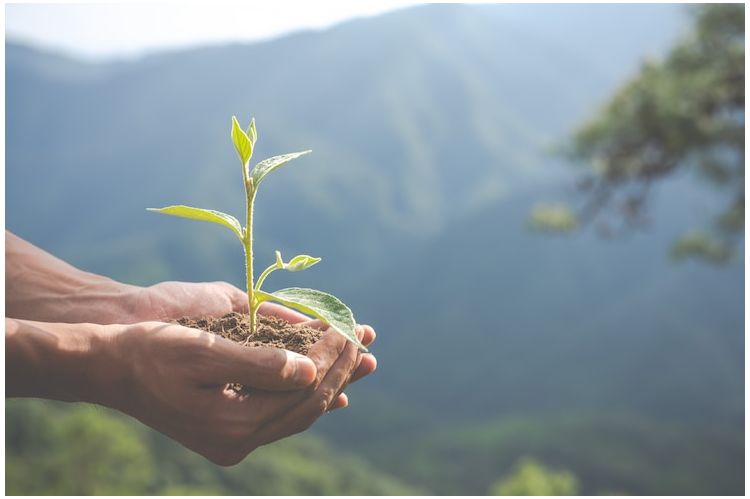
[489,457,579,496]
[6,403,154,495]
[540,4,744,261]
[5,400,418,495]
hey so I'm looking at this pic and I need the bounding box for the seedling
[148,116,365,350]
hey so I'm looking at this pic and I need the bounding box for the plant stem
[244,179,257,333]
[255,263,277,293]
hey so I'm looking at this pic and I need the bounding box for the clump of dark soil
[177,312,323,355]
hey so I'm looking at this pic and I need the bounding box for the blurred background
[5,2,744,495]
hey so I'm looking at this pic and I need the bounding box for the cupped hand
[130,280,323,323]
[128,281,250,323]
[129,280,377,398]
[104,320,374,465]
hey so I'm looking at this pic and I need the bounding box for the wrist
[64,273,144,324]
[5,232,144,323]
[6,319,123,405]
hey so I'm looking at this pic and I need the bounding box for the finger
[350,353,377,384]
[318,325,368,411]
[306,327,348,384]
[220,282,250,314]
[357,324,376,347]
[258,302,310,324]
[195,335,317,390]
[307,325,364,406]
[328,393,349,411]
[297,337,360,420]
[254,342,359,445]
[242,326,349,422]
[252,328,362,444]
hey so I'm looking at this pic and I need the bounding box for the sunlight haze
[5,1,418,60]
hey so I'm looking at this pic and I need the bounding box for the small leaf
[528,203,578,233]
[251,150,312,188]
[246,118,258,145]
[285,254,322,271]
[147,205,243,241]
[231,116,253,166]
[255,287,365,350]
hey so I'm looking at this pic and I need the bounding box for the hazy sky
[5,1,419,60]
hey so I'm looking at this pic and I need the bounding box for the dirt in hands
[176,312,323,355]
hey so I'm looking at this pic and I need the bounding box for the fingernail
[292,354,316,385]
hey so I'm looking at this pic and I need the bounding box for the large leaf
[147,205,244,241]
[250,150,311,188]
[255,287,365,350]
[231,116,253,167]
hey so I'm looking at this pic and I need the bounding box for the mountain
[316,177,744,494]
[363,412,744,495]
[6,4,689,287]
[6,3,743,495]
[342,176,743,428]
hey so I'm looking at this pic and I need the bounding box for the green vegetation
[6,402,154,495]
[540,4,744,260]
[528,203,578,233]
[670,230,733,264]
[149,117,363,348]
[359,413,743,495]
[490,457,579,496]
[6,400,419,495]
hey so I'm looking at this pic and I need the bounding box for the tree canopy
[534,4,744,262]
[490,457,579,496]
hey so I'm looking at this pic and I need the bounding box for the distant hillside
[363,412,744,495]
[6,4,688,287]
[6,399,419,495]
[335,177,743,431]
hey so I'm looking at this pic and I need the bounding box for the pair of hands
[7,279,376,467]
[114,281,376,465]
[6,231,376,465]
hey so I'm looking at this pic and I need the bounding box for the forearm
[5,231,142,323]
[5,318,123,405]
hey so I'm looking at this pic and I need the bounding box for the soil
[176,312,323,355]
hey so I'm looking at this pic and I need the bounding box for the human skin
[5,231,377,464]
[6,318,372,465]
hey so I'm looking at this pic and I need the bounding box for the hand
[7,317,376,465]
[6,257,336,336]
[129,280,378,402]
[127,281,249,322]
[105,320,370,465]
[129,280,314,322]
[4,231,307,325]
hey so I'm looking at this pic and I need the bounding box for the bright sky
[5,1,420,60]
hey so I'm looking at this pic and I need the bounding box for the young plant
[148,116,365,350]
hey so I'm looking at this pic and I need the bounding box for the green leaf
[147,205,244,241]
[285,254,322,271]
[250,150,312,188]
[231,116,253,166]
[255,252,322,292]
[255,287,365,350]
[246,118,258,145]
